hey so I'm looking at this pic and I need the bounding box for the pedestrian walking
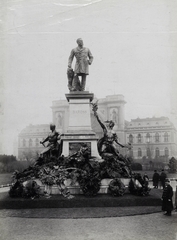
[152,170,159,188]
[160,169,167,189]
[162,179,173,216]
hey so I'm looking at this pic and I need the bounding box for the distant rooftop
[131,116,168,122]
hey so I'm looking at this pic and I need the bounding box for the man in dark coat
[162,179,173,216]
[160,169,167,189]
[152,170,159,188]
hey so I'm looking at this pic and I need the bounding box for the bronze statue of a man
[68,38,93,91]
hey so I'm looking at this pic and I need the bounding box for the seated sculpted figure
[92,102,131,158]
[40,124,62,158]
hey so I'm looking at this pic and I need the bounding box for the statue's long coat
[68,47,93,75]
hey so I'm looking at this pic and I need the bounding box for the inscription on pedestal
[69,142,91,156]
[68,98,92,131]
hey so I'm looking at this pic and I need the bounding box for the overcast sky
[0,0,177,154]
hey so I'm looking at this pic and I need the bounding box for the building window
[137,134,142,143]
[147,147,151,157]
[35,138,39,147]
[155,133,159,142]
[129,134,133,143]
[138,148,142,157]
[23,139,26,147]
[29,139,33,147]
[164,132,168,142]
[165,147,169,157]
[146,133,151,143]
[155,147,160,157]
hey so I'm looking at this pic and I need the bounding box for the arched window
[129,134,133,143]
[164,132,168,142]
[138,148,142,157]
[155,147,160,157]
[29,139,33,147]
[137,134,142,143]
[146,133,151,143]
[147,147,151,157]
[23,139,26,147]
[165,147,169,157]
[35,138,39,147]
[155,133,159,142]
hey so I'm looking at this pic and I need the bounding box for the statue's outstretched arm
[115,140,125,148]
[94,111,106,130]
[40,136,49,145]
[91,101,106,131]
[115,139,132,149]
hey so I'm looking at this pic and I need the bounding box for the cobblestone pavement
[0,211,177,240]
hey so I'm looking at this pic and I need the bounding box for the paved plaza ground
[0,209,177,240]
[0,174,176,240]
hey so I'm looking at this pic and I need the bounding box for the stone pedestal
[62,91,101,158]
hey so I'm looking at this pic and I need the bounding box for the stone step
[0,188,162,209]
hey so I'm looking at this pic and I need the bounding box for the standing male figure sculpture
[68,38,93,91]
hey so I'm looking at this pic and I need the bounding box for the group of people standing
[152,169,167,189]
[152,169,175,216]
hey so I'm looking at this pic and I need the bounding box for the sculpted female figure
[91,102,131,158]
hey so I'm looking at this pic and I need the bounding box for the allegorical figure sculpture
[40,124,62,158]
[67,38,93,91]
[91,101,132,178]
[91,102,131,158]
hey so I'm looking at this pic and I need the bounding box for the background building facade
[18,95,177,163]
[125,117,177,162]
[18,124,49,160]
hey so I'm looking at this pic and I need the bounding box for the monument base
[40,178,131,195]
[62,91,101,158]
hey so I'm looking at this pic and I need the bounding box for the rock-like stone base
[40,178,131,195]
